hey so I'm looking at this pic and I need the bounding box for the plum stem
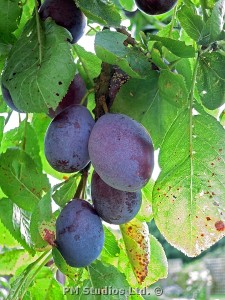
[87,24,98,33]
[80,88,94,105]
[74,177,83,198]
[4,111,13,126]
[74,164,90,199]
[117,26,136,46]
[22,113,28,151]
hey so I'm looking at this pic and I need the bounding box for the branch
[117,26,136,46]
[94,62,113,119]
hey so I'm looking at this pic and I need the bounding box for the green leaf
[0,249,36,276]
[76,0,121,27]
[137,181,154,222]
[52,248,83,281]
[67,279,92,300]
[0,116,4,147]
[148,35,195,58]
[0,95,9,112]
[120,219,150,284]
[2,16,76,113]
[95,30,152,78]
[1,120,42,171]
[159,70,188,107]
[88,260,130,299]
[26,267,65,300]
[0,0,22,36]
[111,75,179,149]
[119,0,134,10]
[7,251,51,300]
[147,235,168,285]
[0,148,50,211]
[0,218,20,247]
[175,58,193,91]
[153,107,225,257]
[52,176,80,207]
[101,226,120,259]
[74,44,102,84]
[178,6,204,41]
[198,0,225,45]
[197,52,225,109]
[30,192,55,251]
[0,198,34,253]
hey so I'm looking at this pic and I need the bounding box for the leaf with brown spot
[153,105,225,257]
[30,192,55,251]
[39,220,56,247]
[118,234,168,287]
[120,219,150,284]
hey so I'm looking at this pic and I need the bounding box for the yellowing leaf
[120,219,150,284]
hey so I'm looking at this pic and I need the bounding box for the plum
[56,199,104,267]
[88,113,154,192]
[48,74,87,118]
[39,0,86,43]
[44,105,95,173]
[1,83,23,112]
[91,171,142,224]
[135,0,177,15]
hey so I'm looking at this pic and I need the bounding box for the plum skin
[1,83,23,112]
[39,0,86,43]
[48,74,87,118]
[91,172,142,224]
[44,105,95,173]
[135,0,177,15]
[56,199,104,267]
[88,113,154,192]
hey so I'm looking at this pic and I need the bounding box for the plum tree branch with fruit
[0,0,224,298]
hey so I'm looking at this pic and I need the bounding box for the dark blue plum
[48,74,87,118]
[135,0,177,15]
[91,172,142,224]
[56,199,104,267]
[44,105,95,173]
[39,0,86,43]
[1,83,23,112]
[88,113,154,192]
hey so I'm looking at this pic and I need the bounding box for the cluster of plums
[46,87,154,267]
[0,0,169,269]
